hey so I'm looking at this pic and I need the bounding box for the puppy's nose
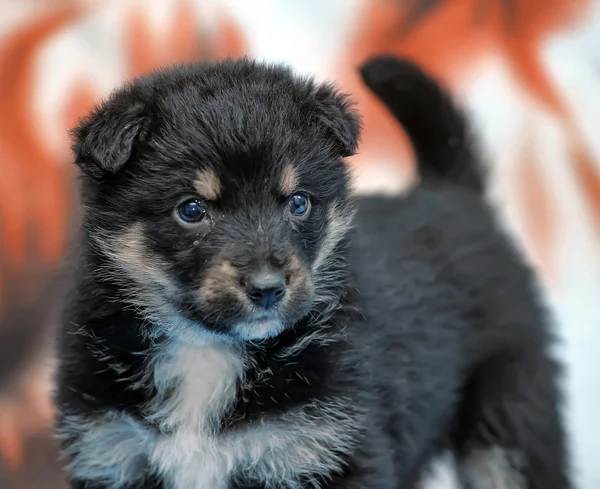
[246,271,286,309]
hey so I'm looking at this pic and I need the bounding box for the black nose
[246,271,286,309]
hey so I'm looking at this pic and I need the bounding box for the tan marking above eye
[279,164,300,196]
[194,169,222,201]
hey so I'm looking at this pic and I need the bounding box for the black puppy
[55,56,569,489]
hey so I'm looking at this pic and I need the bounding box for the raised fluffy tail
[359,55,484,193]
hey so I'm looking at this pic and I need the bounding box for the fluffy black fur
[55,56,569,489]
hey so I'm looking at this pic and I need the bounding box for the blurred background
[0,0,599,487]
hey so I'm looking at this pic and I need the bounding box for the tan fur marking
[312,202,354,273]
[194,169,222,201]
[106,223,176,295]
[197,260,247,306]
[287,254,315,300]
[217,261,238,280]
[91,223,186,331]
[198,261,239,295]
[279,164,299,196]
[288,254,304,273]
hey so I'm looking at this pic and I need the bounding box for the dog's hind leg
[453,345,569,489]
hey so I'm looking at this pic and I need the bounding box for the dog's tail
[359,55,484,193]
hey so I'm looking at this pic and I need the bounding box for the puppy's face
[74,59,359,341]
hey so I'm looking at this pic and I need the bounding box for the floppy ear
[72,89,148,180]
[313,84,361,158]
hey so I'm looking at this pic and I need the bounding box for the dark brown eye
[177,199,206,223]
[288,193,310,217]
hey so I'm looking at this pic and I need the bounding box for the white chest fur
[63,338,358,489]
[147,339,244,489]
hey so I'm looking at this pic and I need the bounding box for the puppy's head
[74,58,359,342]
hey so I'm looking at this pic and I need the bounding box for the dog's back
[347,56,569,489]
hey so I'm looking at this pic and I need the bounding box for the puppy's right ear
[72,90,148,180]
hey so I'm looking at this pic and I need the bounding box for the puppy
[55,56,569,489]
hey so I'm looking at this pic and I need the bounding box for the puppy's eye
[176,199,206,223]
[288,193,310,217]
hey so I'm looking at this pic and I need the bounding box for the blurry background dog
[1,1,599,488]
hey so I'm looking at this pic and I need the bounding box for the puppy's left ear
[313,84,361,157]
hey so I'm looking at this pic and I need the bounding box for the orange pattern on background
[340,0,592,283]
[211,12,248,61]
[125,1,204,78]
[0,7,84,469]
[511,132,559,285]
[0,356,54,469]
[0,8,78,271]
[0,9,81,466]
[573,144,600,237]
